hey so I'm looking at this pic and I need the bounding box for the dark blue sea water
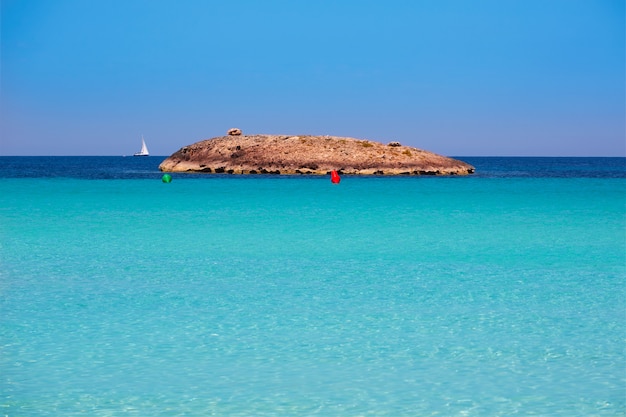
[1,157,625,416]
[0,156,624,179]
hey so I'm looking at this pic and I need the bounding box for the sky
[1,0,624,156]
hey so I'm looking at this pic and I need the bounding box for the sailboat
[134,136,149,157]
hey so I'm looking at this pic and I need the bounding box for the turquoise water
[1,158,625,416]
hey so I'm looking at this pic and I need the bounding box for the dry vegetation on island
[159,130,475,176]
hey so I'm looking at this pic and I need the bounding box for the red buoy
[330,170,341,184]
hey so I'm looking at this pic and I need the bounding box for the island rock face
[158,134,475,176]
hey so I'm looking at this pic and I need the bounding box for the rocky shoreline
[159,131,475,176]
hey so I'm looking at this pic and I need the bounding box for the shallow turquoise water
[1,163,625,416]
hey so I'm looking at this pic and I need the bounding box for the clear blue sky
[1,0,624,156]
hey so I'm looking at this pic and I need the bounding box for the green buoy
[161,174,172,183]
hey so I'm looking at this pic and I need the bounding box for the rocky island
[159,129,475,176]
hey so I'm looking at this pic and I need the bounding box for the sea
[1,156,625,417]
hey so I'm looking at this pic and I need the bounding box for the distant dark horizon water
[0,156,624,179]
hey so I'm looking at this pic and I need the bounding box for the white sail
[134,136,149,156]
